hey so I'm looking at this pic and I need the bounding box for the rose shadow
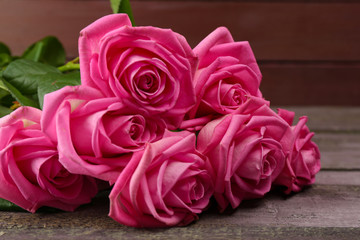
[198,185,314,217]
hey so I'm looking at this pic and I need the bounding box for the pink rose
[41,85,166,183]
[79,14,197,128]
[197,98,288,211]
[187,27,262,119]
[0,107,97,213]
[109,131,214,227]
[274,109,321,193]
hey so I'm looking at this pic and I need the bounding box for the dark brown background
[1,0,359,105]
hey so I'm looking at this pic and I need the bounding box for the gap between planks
[273,106,360,132]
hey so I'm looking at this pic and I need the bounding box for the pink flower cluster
[0,14,320,227]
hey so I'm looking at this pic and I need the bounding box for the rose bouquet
[0,1,320,228]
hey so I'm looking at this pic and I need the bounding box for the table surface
[0,106,359,240]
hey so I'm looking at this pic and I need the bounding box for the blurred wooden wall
[1,0,359,105]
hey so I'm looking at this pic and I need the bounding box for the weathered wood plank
[275,106,360,132]
[132,1,360,61]
[316,171,360,185]
[314,133,360,170]
[272,107,360,170]
[2,1,359,105]
[1,226,360,240]
[0,178,359,239]
[0,0,111,58]
[219,184,360,228]
[260,62,360,105]
[1,0,359,61]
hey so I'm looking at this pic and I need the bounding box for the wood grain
[275,107,360,170]
[0,183,359,239]
[1,0,359,105]
[0,0,359,237]
[0,0,359,61]
[132,1,360,61]
[314,133,360,170]
[260,62,360,105]
[316,171,360,185]
[1,226,360,240]
[0,0,111,57]
[275,106,360,132]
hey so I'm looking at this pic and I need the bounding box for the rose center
[53,167,70,179]
[191,182,205,201]
[261,152,276,179]
[233,91,242,104]
[103,114,145,148]
[137,74,158,93]
[219,82,248,108]
[230,86,247,106]
[129,122,141,140]
[262,160,271,177]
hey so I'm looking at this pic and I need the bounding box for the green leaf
[0,105,12,117]
[0,198,25,212]
[110,0,135,25]
[3,59,60,95]
[37,71,81,108]
[0,42,11,55]
[22,36,66,67]
[0,71,14,107]
[0,53,12,68]
[2,59,80,109]
[0,87,9,100]
[0,74,7,90]
[1,78,39,108]
[58,61,80,73]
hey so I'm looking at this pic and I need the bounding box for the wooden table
[0,106,359,240]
